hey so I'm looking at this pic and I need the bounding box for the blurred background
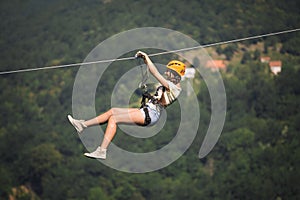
[0,0,299,199]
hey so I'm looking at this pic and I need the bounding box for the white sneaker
[84,147,107,159]
[67,115,87,134]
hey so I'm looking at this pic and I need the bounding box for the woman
[67,51,186,159]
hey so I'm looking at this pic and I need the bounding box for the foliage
[0,0,300,199]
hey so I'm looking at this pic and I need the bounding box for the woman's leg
[100,108,145,149]
[83,109,112,127]
[69,107,145,158]
[84,108,145,159]
[84,108,143,127]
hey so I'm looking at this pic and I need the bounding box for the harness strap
[139,90,154,126]
[142,107,151,126]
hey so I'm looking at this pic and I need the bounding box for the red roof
[269,61,282,67]
[206,60,226,69]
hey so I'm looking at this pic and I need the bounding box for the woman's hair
[167,69,181,84]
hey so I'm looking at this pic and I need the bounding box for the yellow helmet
[167,60,186,76]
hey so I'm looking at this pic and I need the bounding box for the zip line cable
[0,28,299,75]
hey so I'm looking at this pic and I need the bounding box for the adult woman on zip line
[67,51,186,159]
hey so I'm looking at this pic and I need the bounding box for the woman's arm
[136,51,169,89]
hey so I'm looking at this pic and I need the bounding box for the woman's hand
[135,51,170,89]
[135,51,149,63]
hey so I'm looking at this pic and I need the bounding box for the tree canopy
[0,0,300,199]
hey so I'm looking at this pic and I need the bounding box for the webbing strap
[142,107,151,126]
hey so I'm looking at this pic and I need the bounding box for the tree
[223,44,238,60]
[241,51,252,64]
[253,49,261,60]
[26,143,62,194]
[88,187,111,200]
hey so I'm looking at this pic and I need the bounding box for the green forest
[1,0,300,199]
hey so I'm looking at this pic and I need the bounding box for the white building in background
[183,67,196,80]
[183,67,196,97]
[260,56,271,63]
[269,61,282,75]
[260,56,282,75]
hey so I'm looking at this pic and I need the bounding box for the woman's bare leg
[84,108,142,127]
[100,108,145,149]
[83,109,111,127]
[82,108,145,159]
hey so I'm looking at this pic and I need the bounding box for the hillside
[0,0,300,199]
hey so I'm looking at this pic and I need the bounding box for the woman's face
[164,69,181,84]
